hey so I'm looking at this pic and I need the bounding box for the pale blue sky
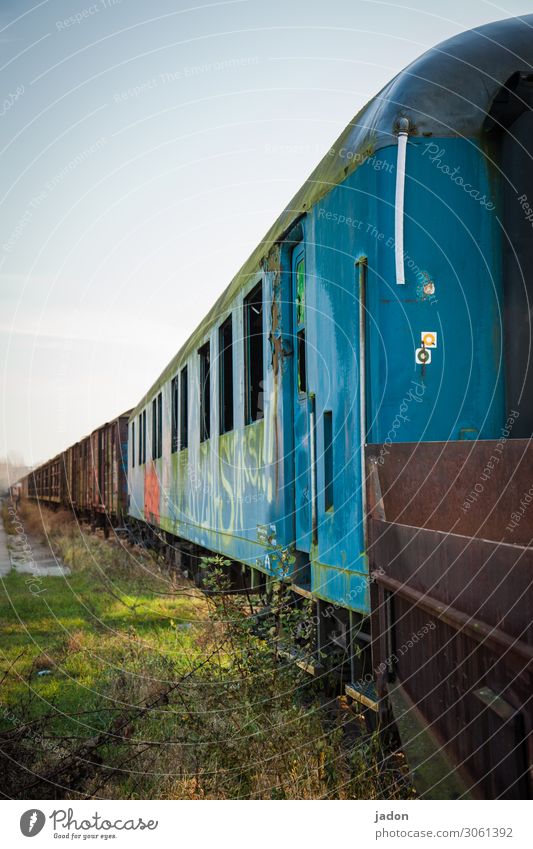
[1,0,531,463]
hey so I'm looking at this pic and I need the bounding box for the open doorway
[486,71,533,437]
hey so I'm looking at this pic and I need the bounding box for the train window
[297,330,306,394]
[323,410,334,511]
[244,282,264,424]
[293,247,307,394]
[219,315,234,434]
[296,254,305,325]
[139,410,147,465]
[157,392,162,457]
[131,422,135,467]
[143,411,147,463]
[152,399,157,459]
[152,392,163,459]
[180,366,188,449]
[199,342,211,442]
[171,376,179,453]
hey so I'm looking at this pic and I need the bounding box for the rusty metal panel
[76,437,90,513]
[83,413,131,522]
[117,414,129,518]
[60,450,69,509]
[89,430,99,511]
[370,519,533,642]
[369,517,533,799]
[366,438,533,544]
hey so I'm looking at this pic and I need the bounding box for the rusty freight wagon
[23,411,130,534]
[367,440,533,799]
[70,435,92,518]
[88,412,131,534]
[27,454,64,507]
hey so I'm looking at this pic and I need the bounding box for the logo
[20,810,46,837]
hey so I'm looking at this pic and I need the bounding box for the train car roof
[28,410,133,478]
[133,14,533,413]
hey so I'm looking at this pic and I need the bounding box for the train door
[487,72,533,436]
[98,429,105,508]
[292,243,312,552]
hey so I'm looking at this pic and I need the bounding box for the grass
[0,501,206,741]
[0,501,414,800]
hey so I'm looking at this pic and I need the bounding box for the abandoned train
[19,16,533,799]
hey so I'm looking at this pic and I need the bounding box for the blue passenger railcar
[128,16,533,627]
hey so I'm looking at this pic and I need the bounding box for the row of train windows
[131,281,264,466]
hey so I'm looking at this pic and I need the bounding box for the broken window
[152,392,163,459]
[244,282,264,423]
[199,342,211,442]
[219,315,234,434]
[293,248,307,394]
[171,376,179,453]
[139,409,147,465]
[180,366,188,449]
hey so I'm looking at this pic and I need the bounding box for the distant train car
[70,435,91,518]
[88,413,130,534]
[127,16,533,798]
[24,412,130,534]
[27,453,64,507]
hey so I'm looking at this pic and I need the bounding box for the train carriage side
[89,413,131,534]
[125,30,511,633]
[128,274,296,578]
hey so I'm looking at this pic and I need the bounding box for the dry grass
[0,500,414,800]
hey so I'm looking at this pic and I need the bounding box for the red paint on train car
[144,462,160,525]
